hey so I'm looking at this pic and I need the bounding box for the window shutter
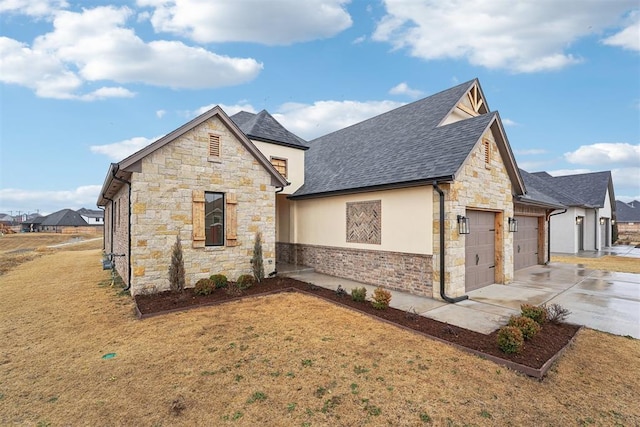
[192,190,205,248]
[226,192,238,247]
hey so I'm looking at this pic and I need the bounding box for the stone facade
[111,115,277,295]
[277,242,433,296]
[432,126,515,298]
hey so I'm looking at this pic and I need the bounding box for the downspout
[546,209,567,264]
[433,182,468,303]
[102,193,115,255]
[111,166,132,292]
[269,186,285,277]
[594,208,599,251]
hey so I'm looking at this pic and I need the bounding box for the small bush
[371,287,392,310]
[194,278,215,296]
[497,326,524,354]
[209,274,228,289]
[168,235,185,293]
[236,274,255,290]
[226,281,243,296]
[251,231,265,283]
[545,303,571,324]
[351,287,367,302]
[521,304,547,324]
[335,285,348,298]
[507,315,541,340]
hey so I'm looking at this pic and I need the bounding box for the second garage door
[465,210,495,291]
[514,216,539,270]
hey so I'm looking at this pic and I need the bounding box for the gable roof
[291,79,524,199]
[40,209,88,227]
[77,208,104,219]
[616,200,640,222]
[97,106,288,206]
[230,110,308,150]
[531,171,614,208]
[515,169,566,209]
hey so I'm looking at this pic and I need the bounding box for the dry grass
[552,255,640,274]
[1,247,639,426]
[0,233,101,253]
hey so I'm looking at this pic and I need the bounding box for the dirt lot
[1,245,639,425]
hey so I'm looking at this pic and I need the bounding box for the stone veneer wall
[127,115,276,295]
[277,242,433,296]
[433,125,515,299]
[110,184,130,287]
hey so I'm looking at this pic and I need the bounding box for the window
[205,192,224,246]
[209,134,221,158]
[270,157,287,178]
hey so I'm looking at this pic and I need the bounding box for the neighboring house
[77,208,105,226]
[0,213,13,226]
[97,107,289,295]
[39,209,89,233]
[615,200,640,234]
[531,171,615,253]
[21,214,44,232]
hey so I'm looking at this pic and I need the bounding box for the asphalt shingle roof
[40,209,88,227]
[230,110,307,149]
[291,79,496,198]
[531,171,613,208]
[616,200,640,222]
[517,170,566,208]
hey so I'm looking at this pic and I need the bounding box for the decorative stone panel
[346,200,381,244]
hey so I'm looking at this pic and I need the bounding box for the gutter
[111,165,132,292]
[546,209,567,264]
[433,182,468,303]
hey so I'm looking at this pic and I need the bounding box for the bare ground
[1,246,639,426]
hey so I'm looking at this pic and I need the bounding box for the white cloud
[137,0,352,45]
[352,35,366,44]
[0,6,263,99]
[373,0,636,72]
[189,103,258,118]
[389,82,424,98]
[90,135,163,161]
[502,118,519,127]
[156,109,166,118]
[602,11,640,51]
[515,148,547,155]
[273,100,405,140]
[0,0,67,17]
[564,143,640,166]
[548,168,594,177]
[0,185,101,214]
[612,167,640,192]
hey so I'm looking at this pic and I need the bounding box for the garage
[514,216,539,270]
[465,210,496,291]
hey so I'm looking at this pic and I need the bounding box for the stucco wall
[293,186,433,254]
[252,140,305,194]
[127,115,277,295]
[550,207,584,253]
[435,125,515,299]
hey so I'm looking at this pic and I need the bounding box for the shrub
[226,281,243,296]
[251,231,264,283]
[371,287,392,310]
[497,326,524,354]
[194,278,215,296]
[335,285,348,298]
[236,274,255,290]
[351,287,367,302]
[209,274,228,289]
[168,235,185,293]
[507,315,541,340]
[520,304,547,324]
[545,303,571,324]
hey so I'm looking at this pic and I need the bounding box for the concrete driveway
[281,262,640,338]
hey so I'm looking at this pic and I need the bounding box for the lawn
[0,244,639,425]
[551,254,640,274]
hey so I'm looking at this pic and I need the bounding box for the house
[21,214,44,232]
[531,171,615,253]
[97,107,289,295]
[77,208,105,226]
[97,78,567,300]
[39,209,89,233]
[615,200,640,235]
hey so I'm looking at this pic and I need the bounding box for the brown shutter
[192,190,205,248]
[226,192,238,247]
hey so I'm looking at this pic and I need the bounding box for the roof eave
[249,135,309,150]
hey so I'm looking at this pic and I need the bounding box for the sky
[0,0,639,216]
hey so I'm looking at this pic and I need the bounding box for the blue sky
[1,0,639,215]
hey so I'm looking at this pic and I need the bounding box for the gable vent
[209,134,220,157]
[483,139,491,164]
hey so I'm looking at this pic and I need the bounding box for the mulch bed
[134,277,581,378]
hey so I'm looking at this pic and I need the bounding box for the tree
[168,235,185,293]
[251,231,264,283]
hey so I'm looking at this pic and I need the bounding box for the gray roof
[40,209,88,227]
[77,208,104,219]
[516,170,566,209]
[531,171,614,208]
[616,200,640,222]
[230,110,308,150]
[291,79,521,198]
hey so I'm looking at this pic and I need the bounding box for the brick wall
[277,243,433,297]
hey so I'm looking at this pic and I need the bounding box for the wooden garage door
[465,210,495,291]
[514,216,538,270]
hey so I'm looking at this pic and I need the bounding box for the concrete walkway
[279,263,640,339]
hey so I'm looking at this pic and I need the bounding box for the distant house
[0,213,13,226]
[531,171,615,253]
[39,209,89,233]
[615,200,640,235]
[77,208,105,226]
[21,214,45,232]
